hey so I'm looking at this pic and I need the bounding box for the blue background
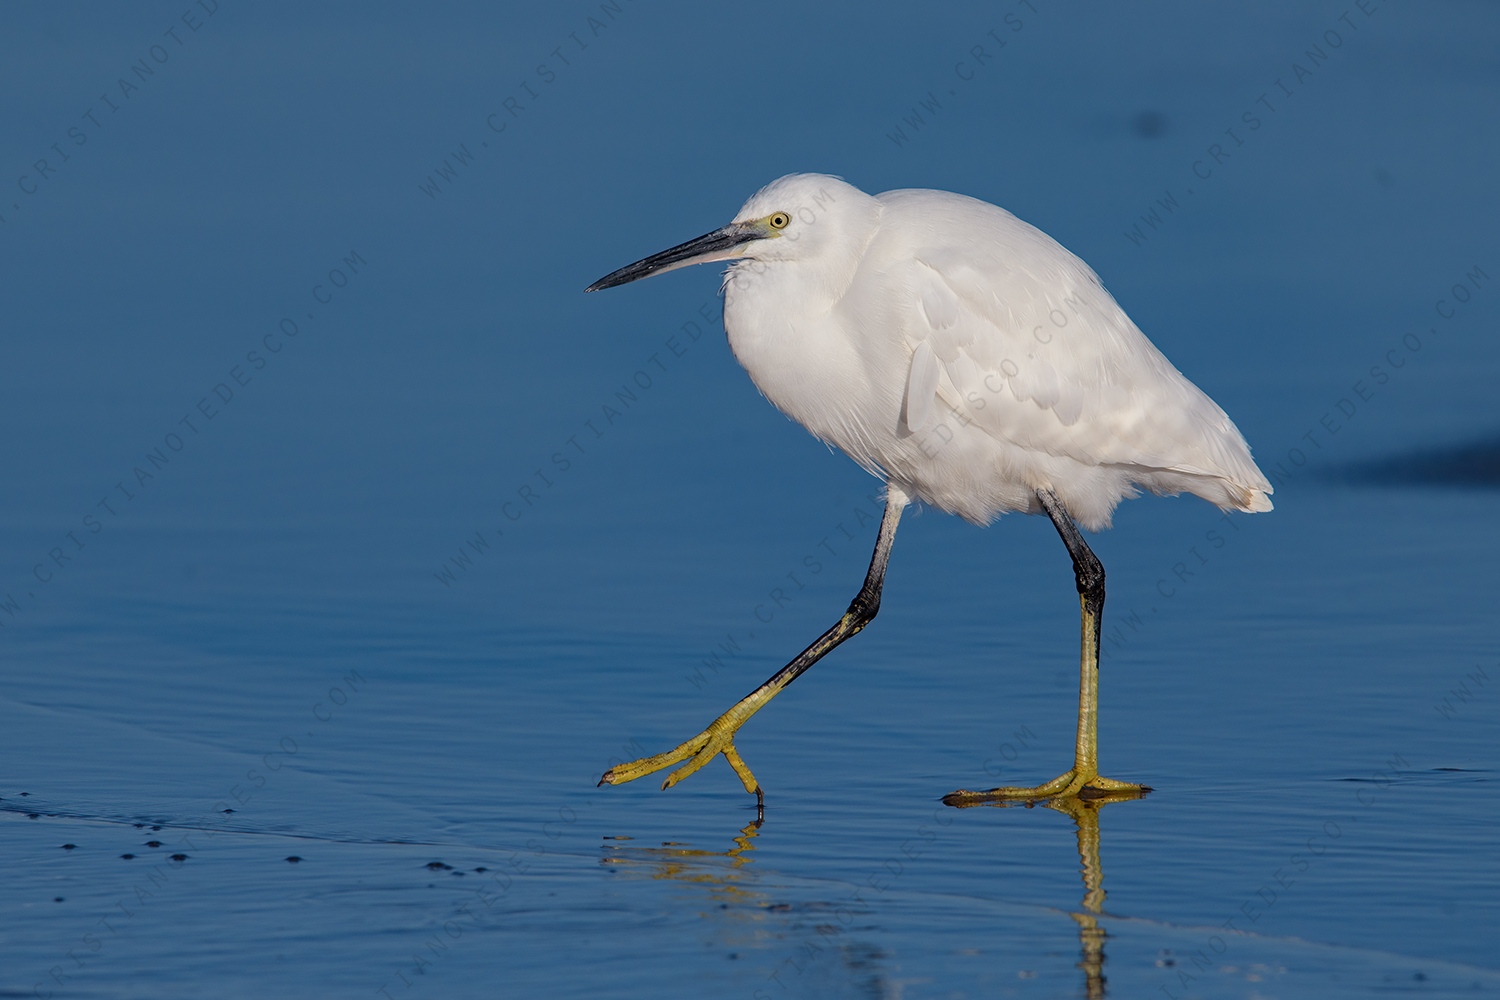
[2,3,1497,998]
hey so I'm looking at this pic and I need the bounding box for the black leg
[600,487,908,798]
[1037,488,1104,630]
[943,489,1149,804]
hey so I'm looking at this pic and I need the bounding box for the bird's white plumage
[719,174,1271,531]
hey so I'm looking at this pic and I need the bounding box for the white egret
[588,174,1271,806]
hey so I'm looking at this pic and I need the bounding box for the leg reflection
[948,786,1146,996]
[599,817,764,904]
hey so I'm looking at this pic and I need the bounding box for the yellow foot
[599,720,764,807]
[942,771,1151,808]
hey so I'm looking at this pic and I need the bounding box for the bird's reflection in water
[948,789,1145,998]
[601,819,897,997]
[599,815,765,906]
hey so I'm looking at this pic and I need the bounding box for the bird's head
[585,174,876,292]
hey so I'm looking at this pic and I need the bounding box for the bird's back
[724,179,1272,530]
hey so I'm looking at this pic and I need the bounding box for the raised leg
[944,489,1150,805]
[600,486,908,804]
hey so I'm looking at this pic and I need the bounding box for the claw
[598,732,708,788]
[720,745,761,797]
[662,740,721,789]
[599,721,764,805]
[943,770,1150,807]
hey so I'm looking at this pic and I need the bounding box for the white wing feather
[884,190,1271,509]
[905,339,940,433]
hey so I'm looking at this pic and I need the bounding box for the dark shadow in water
[1331,435,1500,487]
[948,790,1146,998]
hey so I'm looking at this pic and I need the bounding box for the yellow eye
[768,212,791,230]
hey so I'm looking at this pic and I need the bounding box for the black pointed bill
[586,221,764,292]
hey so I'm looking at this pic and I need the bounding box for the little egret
[587,174,1271,806]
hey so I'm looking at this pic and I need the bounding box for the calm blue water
[3,3,1497,998]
